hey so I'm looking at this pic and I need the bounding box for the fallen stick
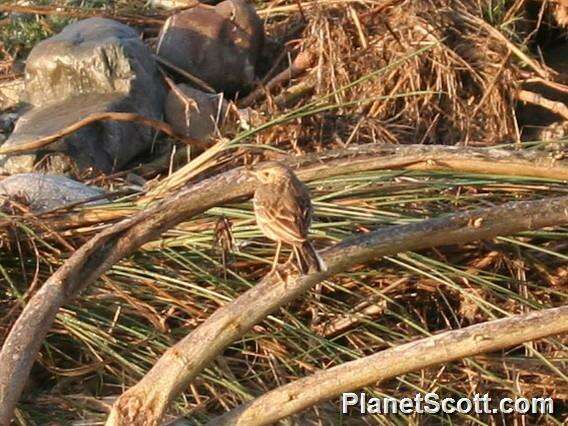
[516,89,568,121]
[461,12,553,80]
[5,144,568,234]
[0,143,567,425]
[0,112,201,155]
[238,51,316,108]
[209,305,568,425]
[153,55,216,94]
[105,196,568,425]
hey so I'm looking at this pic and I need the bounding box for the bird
[251,161,326,275]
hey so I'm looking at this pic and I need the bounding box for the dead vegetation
[1,0,568,425]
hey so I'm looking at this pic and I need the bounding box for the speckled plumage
[252,162,323,274]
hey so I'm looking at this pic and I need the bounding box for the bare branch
[105,196,568,425]
[238,51,316,108]
[5,144,567,235]
[154,55,216,94]
[0,112,201,156]
[0,143,567,425]
[516,89,568,121]
[211,305,568,425]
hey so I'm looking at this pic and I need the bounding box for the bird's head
[250,162,293,184]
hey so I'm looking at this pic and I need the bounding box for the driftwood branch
[0,143,567,425]
[105,196,568,425]
[238,51,316,108]
[516,89,568,121]
[0,112,201,156]
[210,305,568,425]
[5,144,568,234]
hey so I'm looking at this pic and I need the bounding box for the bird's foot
[270,265,286,284]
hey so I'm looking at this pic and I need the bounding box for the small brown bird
[251,162,325,274]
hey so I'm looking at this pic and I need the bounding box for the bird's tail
[293,240,327,274]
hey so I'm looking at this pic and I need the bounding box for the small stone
[165,84,228,145]
[0,112,20,134]
[0,173,107,213]
[157,0,264,94]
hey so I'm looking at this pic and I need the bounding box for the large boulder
[0,173,107,212]
[0,18,166,174]
[156,0,264,94]
[165,84,228,145]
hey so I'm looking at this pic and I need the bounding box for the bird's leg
[293,245,309,274]
[270,242,296,285]
[286,249,295,264]
[270,240,282,276]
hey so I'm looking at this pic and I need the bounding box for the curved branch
[43,144,568,233]
[210,305,568,425]
[105,196,568,425]
[238,51,316,108]
[0,143,566,425]
[0,112,202,156]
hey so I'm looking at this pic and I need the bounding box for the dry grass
[1,0,568,425]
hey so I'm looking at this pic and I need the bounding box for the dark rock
[156,0,264,94]
[165,84,228,144]
[0,18,166,174]
[0,173,107,212]
[0,113,19,134]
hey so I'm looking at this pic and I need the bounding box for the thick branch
[105,196,568,425]
[238,51,316,108]
[516,89,568,121]
[0,112,201,155]
[211,305,568,425]
[0,143,567,425]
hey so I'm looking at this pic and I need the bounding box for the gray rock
[165,84,228,145]
[0,78,25,112]
[156,0,264,94]
[0,18,166,174]
[0,173,107,212]
[0,112,20,134]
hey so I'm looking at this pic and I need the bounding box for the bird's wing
[256,181,310,244]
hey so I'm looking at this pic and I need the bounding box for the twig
[238,51,316,108]
[312,299,386,337]
[210,305,568,425]
[0,112,201,155]
[153,55,216,94]
[256,0,380,18]
[105,196,568,425]
[461,12,553,80]
[348,6,368,49]
[520,75,568,94]
[1,144,567,425]
[516,89,568,121]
